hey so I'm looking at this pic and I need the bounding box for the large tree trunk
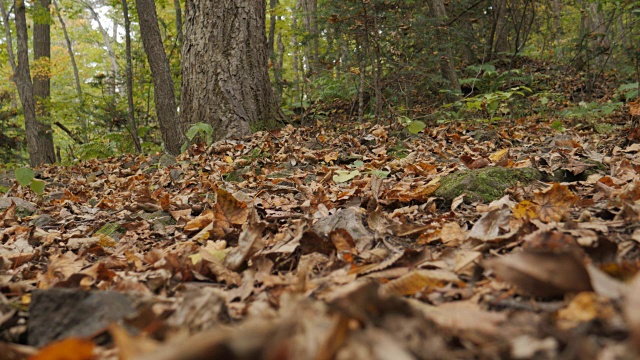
[121,0,141,152]
[136,0,183,155]
[181,0,284,140]
[15,0,55,165]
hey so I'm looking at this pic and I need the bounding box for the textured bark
[427,0,461,94]
[121,0,141,152]
[136,0,182,155]
[33,0,51,118]
[181,0,285,140]
[15,0,55,165]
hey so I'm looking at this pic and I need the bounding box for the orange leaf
[28,338,94,360]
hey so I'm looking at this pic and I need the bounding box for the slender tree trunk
[427,0,461,94]
[275,32,284,100]
[14,0,55,165]
[83,1,118,96]
[136,0,183,155]
[0,0,16,71]
[268,0,277,58]
[122,0,141,152]
[53,0,87,142]
[33,0,52,120]
[181,0,285,139]
[551,0,564,61]
[174,0,183,47]
[291,2,301,99]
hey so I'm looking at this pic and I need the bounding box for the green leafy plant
[454,86,531,121]
[181,122,214,153]
[397,116,426,134]
[617,83,638,101]
[460,64,531,93]
[14,167,45,195]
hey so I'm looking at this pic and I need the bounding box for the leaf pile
[2,118,640,359]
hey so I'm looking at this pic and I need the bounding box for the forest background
[0,0,639,166]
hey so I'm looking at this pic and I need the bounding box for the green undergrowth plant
[441,86,532,122]
[14,167,45,195]
[617,82,638,101]
[181,122,213,153]
[460,64,531,93]
[561,101,622,134]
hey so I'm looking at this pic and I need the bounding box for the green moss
[435,167,542,203]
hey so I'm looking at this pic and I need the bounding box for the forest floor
[2,72,640,358]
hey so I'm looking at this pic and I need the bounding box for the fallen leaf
[28,338,94,360]
[534,183,579,222]
[485,250,593,297]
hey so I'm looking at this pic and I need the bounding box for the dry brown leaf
[485,250,593,297]
[467,208,519,242]
[224,222,266,271]
[382,269,461,296]
[624,272,640,351]
[533,183,579,222]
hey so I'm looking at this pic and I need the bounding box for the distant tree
[136,0,183,155]
[121,0,141,152]
[180,0,285,140]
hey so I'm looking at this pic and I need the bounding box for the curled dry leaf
[467,208,519,242]
[224,222,266,271]
[484,250,593,298]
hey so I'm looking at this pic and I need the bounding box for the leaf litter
[1,119,640,359]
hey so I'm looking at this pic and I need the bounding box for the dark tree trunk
[136,0,183,155]
[181,0,285,140]
[122,0,142,152]
[15,0,55,165]
[427,0,461,95]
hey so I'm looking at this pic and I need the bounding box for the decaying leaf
[533,183,579,223]
[485,250,593,297]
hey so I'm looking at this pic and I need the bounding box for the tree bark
[121,0,141,152]
[136,0,183,155]
[14,0,55,165]
[181,0,285,140]
[427,0,461,94]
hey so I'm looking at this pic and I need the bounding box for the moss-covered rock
[435,167,542,203]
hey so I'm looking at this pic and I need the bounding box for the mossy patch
[435,167,542,203]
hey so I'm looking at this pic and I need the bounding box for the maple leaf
[533,183,579,222]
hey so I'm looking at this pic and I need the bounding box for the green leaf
[551,120,566,132]
[30,179,45,195]
[406,120,426,134]
[333,170,360,183]
[370,169,390,179]
[351,160,364,168]
[15,167,34,187]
